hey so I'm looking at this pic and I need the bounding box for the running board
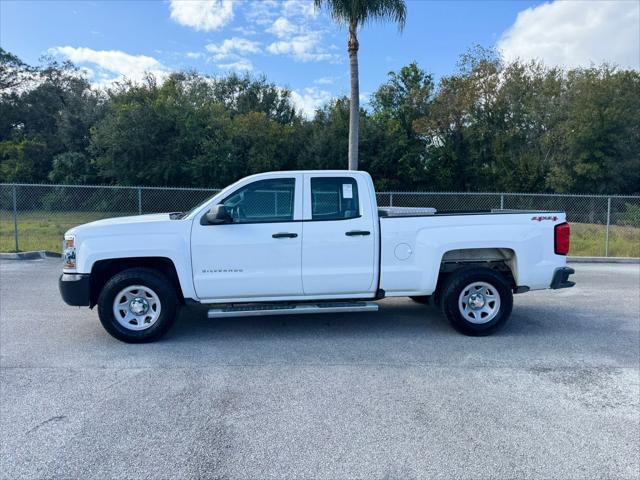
[207,301,379,318]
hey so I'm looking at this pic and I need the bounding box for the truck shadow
[166,299,453,342]
[163,298,587,344]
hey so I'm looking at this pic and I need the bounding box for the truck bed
[378,209,567,296]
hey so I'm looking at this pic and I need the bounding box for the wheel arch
[435,248,519,299]
[90,257,185,307]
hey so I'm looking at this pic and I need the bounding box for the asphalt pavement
[1,259,639,479]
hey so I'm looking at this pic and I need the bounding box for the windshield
[179,194,217,219]
[181,179,246,220]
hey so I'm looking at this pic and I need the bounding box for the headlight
[63,234,76,269]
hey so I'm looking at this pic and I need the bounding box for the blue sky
[1,0,638,115]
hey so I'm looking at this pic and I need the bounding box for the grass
[0,211,134,253]
[570,222,639,257]
[1,211,638,257]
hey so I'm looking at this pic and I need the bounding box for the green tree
[303,98,350,170]
[546,67,640,194]
[208,73,297,124]
[90,74,208,185]
[48,152,97,184]
[313,0,406,170]
[0,138,49,182]
[490,61,563,192]
[414,58,482,190]
[0,52,103,183]
[1,48,639,195]
[90,72,304,187]
[0,48,35,94]
[370,62,434,189]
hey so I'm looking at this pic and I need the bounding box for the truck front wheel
[97,268,179,343]
[440,267,513,336]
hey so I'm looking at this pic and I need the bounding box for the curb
[568,256,640,264]
[0,251,61,260]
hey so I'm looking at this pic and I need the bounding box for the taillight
[554,222,570,255]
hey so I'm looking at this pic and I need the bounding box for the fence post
[500,194,505,210]
[137,187,142,215]
[604,196,611,257]
[389,193,394,207]
[12,184,19,252]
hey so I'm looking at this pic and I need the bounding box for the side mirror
[203,204,232,225]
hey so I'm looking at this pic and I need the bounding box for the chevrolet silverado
[59,171,575,342]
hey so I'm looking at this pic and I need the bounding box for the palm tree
[314,0,407,170]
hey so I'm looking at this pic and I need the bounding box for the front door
[301,174,377,295]
[191,175,303,301]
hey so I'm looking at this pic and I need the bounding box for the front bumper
[550,267,575,289]
[59,273,91,306]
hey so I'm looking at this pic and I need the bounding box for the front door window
[222,178,295,224]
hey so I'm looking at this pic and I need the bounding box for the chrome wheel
[112,285,161,331]
[458,281,501,324]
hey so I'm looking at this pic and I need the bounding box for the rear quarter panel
[380,213,567,295]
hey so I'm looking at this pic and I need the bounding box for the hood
[67,213,173,235]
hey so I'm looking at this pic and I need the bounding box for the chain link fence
[1,183,638,257]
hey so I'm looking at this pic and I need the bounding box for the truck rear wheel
[97,268,179,343]
[440,267,513,336]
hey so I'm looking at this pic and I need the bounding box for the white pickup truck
[59,170,574,342]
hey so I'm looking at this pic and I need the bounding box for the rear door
[301,173,377,295]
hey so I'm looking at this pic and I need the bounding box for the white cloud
[267,32,337,62]
[169,0,234,32]
[282,0,317,19]
[186,51,203,59]
[50,46,169,84]
[205,37,262,72]
[262,4,338,63]
[290,87,332,117]
[245,0,315,25]
[267,17,299,37]
[244,0,280,26]
[217,58,253,71]
[206,37,261,60]
[242,0,338,63]
[314,76,335,85]
[498,0,640,69]
[233,25,258,36]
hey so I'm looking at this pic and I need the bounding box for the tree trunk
[348,22,359,171]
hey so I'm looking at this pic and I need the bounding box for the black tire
[440,267,513,336]
[97,268,179,343]
[410,296,430,305]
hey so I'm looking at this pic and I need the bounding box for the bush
[618,203,640,228]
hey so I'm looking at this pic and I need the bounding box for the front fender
[75,231,196,300]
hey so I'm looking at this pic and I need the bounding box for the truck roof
[241,170,371,177]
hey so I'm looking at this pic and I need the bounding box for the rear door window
[310,177,359,221]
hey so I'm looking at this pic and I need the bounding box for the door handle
[272,232,298,238]
[345,230,370,236]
